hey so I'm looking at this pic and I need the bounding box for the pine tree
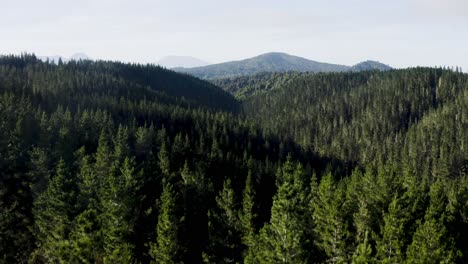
[101,157,138,263]
[113,125,130,164]
[406,179,458,263]
[313,173,350,264]
[32,159,77,262]
[180,161,207,263]
[203,178,242,263]
[352,196,375,264]
[150,183,179,264]
[68,208,104,263]
[240,170,257,262]
[68,153,104,262]
[375,197,406,264]
[445,177,468,261]
[158,142,171,177]
[95,129,112,185]
[257,157,309,263]
[406,218,456,264]
[352,231,374,264]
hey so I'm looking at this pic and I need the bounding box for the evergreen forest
[1,54,468,263]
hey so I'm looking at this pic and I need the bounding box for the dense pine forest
[1,54,468,264]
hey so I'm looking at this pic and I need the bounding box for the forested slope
[244,68,468,176]
[1,55,468,263]
[211,72,307,99]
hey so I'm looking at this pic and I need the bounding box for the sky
[2,0,468,70]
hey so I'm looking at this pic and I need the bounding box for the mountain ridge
[173,52,391,79]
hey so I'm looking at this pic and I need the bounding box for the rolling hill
[350,60,392,71]
[174,52,391,79]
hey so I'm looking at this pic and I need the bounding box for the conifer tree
[95,129,112,182]
[352,231,374,264]
[33,159,77,262]
[240,170,257,261]
[257,157,309,263]
[203,178,242,263]
[150,183,179,264]
[313,173,350,263]
[375,197,406,264]
[406,218,456,264]
[101,157,138,263]
[68,208,104,263]
[158,142,171,177]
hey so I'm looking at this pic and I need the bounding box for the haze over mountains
[173,52,391,79]
[38,53,91,63]
[157,56,210,68]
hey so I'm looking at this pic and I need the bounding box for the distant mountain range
[38,53,91,63]
[173,52,391,79]
[157,56,210,68]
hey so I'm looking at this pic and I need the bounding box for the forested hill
[0,54,238,112]
[350,60,392,71]
[211,72,308,99]
[173,52,391,79]
[211,63,390,99]
[243,68,468,173]
[2,55,468,263]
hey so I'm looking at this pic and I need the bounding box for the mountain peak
[174,52,349,79]
[351,60,392,71]
[173,53,393,79]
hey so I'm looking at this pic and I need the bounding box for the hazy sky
[3,0,468,69]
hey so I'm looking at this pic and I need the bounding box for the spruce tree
[406,218,456,264]
[352,231,374,264]
[203,178,242,263]
[101,157,138,263]
[375,197,406,264]
[150,183,179,264]
[32,159,77,262]
[258,157,309,263]
[240,170,257,262]
[313,173,350,263]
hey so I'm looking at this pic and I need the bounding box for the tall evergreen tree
[203,178,242,263]
[240,170,257,262]
[32,159,77,262]
[406,218,456,264]
[150,183,180,264]
[101,157,139,263]
[375,197,406,264]
[257,157,310,263]
[313,173,350,264]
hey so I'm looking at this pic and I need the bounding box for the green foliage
[212,72,306,99]
[313,173,350,263]
[406,218,456,264]
[101,157,139,262]
[32,159,77,262]
[0,55,467,263]
[375,197,406,263]
[150,183,179,264]
[257,157,310,263]
[204,179,242,263]
[239,170,257,258]
[352,232,375,264]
